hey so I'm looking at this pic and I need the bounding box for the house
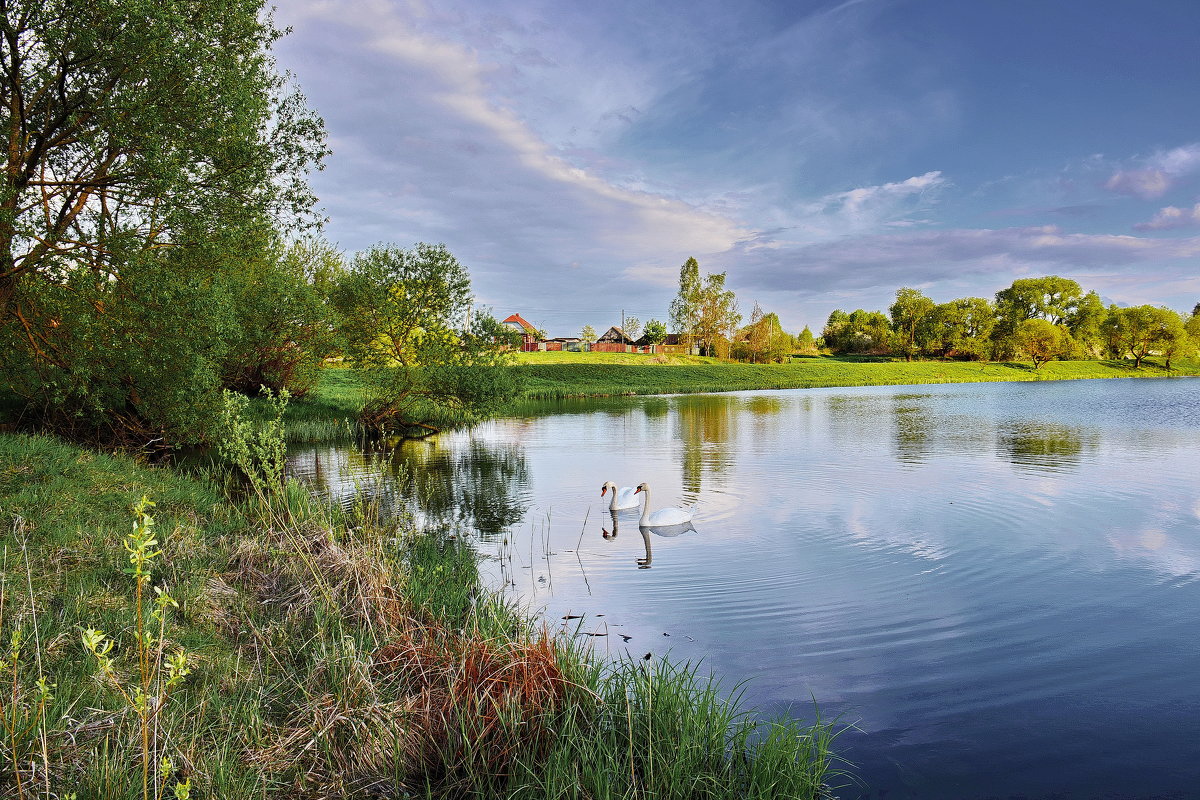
[501,313,540,352]
[633,332,692,354]
[593,326,635,352]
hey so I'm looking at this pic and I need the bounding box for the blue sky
[274,0,1200,335]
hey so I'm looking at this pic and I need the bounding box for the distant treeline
[820,276,1200,369]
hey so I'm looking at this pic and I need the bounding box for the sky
[273,0,1200,336]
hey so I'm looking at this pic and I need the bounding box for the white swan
[635,482,693,527]
[601,481,640,511]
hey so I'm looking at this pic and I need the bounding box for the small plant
[81,497,192,800]
[217,387,290,502]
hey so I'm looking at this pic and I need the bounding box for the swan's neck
[638,488,651,525]
[607,490,618,511]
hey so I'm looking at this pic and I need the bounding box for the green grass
[514,355,1200,398]
[0,432,844,798]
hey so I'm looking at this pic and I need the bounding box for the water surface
[288,378,1200,800]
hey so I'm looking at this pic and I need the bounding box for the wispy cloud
[1104,144,1200,199]
[1134,203,1200,231]
[275,0,749,315]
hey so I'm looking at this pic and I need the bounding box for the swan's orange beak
[634,487,643,494]
[600,486,607,496]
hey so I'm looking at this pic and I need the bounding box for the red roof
[502,313,538,333]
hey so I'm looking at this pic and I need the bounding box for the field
[512,354,1200,398]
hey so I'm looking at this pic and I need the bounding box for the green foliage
[82,497,192,800]
[925,297,995,360]
[0,0,326,445]
[1065,290,1109,357]
[1014,319,1068,368]
[219,238,342,398]
[1103,305,1190,368]
[669,257,703,350]
[796,326,818,355]
[889,287,936,360]
[993,276,1084,357]
[642,319,668,345]
[822,309,891,355]
[217,388,289,500]
[694,272,741,358]
[580,324,599,343]
[332,243,518,433]
[735,306,792,363]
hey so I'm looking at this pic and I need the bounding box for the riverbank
[0,431,843,798]
[513,355,1200,398]
[288,357,1200,434]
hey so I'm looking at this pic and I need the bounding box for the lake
[287,377,1200,800]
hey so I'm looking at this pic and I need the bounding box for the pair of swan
[601,481,694,527]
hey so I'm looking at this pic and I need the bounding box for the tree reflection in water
[390,437,531,536]
[286,434,531,537]
[997,422,1098,473]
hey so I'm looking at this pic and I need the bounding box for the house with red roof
[502,313,541,351]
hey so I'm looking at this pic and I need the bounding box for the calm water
[288,378,1200,800]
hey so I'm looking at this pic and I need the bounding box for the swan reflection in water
[602,510,697,569]
[636,520,698,568]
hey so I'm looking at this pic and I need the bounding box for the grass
[0,431,845,798]
[515,354,1200,398]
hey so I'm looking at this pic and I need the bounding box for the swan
[634,482,693,527]
[601,481,640,511]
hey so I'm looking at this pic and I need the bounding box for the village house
[593,326,636,353]
[501,313,540,352]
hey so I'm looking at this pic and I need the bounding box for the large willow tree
[0,0,326,443]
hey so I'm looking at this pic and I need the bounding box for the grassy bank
[513,355,1200,398]
[0,432,844,798]
[155,356,1200,444]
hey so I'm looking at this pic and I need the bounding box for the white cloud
[1134,203,1200,231]
[1105,144,1200,199]
[822,171,947,219]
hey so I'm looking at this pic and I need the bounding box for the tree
[0,0,327,443]
[219,238,340,398]
[994,276,1083,358]
[889,287,935,360]
[1100,305,1182,368]
[822,309,890,354]
[744,302,767,363]
[926,297,995,360]
[1066,290,1109,357]
[642,319,668,345]
[669,257,702,352]
[332,243,516,432]
[694,272,740,357]
[1156,310,1193,369]
[623,316,642,342]
[1014,319,1067,369]
[796,326,818,355]
[580,324,598,342]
